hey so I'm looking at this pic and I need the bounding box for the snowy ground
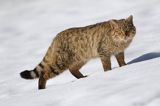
[0,0,160,106]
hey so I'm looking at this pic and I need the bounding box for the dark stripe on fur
[33,68,39,77]
[52,70,59,75]
[39,63,44,69]
[49,66,59,75]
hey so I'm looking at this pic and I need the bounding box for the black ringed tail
[20,62,45,79]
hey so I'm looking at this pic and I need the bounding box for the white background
[0,0,160,106]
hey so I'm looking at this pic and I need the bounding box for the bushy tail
[20,62,45,79]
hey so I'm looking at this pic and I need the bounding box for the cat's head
[110,15,136,42]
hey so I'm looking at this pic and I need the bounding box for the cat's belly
[77,47,99,61]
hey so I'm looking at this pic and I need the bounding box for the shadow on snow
[128,52,160,64]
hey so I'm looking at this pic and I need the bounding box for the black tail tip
[20,70,34,79]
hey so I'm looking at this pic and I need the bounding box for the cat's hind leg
[38,67,59,89]
[38,71,47,89]
[69,61,87,79]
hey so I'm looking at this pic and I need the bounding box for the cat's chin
[113,37,132,43]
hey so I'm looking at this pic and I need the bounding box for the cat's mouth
[112,36,127,42]
[113,36,133,43]
[125,36,133,42]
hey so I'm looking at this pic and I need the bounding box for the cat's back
[56,22,111,48]
[55,21,109,40]
[52,22,110,58]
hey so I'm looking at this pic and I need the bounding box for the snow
[0,0,160,106]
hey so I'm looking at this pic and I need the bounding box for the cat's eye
[129,23,133,27]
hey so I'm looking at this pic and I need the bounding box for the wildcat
[20,15,136,89]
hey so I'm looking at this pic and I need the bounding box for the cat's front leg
[115,52,126,67]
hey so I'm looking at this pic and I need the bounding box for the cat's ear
[110,20,119,28]
[126,15,133,24]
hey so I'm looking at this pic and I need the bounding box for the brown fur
[20,15,136,89]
